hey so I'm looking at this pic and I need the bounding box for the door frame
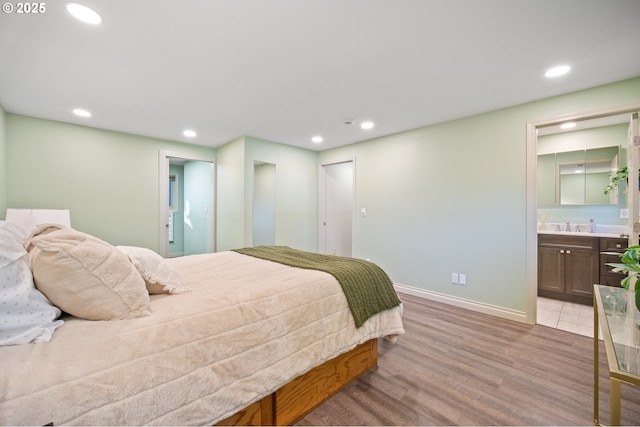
[526,102,640,325]
[158,149,216,257]
[318,157,356,256]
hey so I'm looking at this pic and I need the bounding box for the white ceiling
[1,0,639,151]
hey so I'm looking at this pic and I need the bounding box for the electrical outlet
[620,208,629,219]
[459,274,467,285]
[451,273,459,284]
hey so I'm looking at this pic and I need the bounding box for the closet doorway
[319,159,355,257]
[158,150,216,258]
[253,161,276,246]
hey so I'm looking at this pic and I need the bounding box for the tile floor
[537,297,595,337]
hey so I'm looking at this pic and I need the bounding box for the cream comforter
[0,251,404,426]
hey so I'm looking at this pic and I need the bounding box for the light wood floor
[297,292,640,426]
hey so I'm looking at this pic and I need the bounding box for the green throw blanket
[232,246,401,328]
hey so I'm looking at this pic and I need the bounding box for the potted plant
[604,166,628,195]
[606,245,640,312]
[604,166,640,195]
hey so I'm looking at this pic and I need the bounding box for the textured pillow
[117,246,190,294]
[27,227,151,321]
[0,221,63,346]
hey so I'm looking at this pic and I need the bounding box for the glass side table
[593,285,640,426]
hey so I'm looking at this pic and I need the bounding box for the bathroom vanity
[538,232,627,305]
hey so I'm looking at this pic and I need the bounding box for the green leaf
[621,276,631,291]
[607,263,640,273]
[622,249,639,265]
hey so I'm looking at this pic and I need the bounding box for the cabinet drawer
[600,237,628,252]
[538,234,598,250]
[600,252,626,277]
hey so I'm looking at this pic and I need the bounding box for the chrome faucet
[565,221,571,232]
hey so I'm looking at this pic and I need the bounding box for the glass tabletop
[596,285,640,380]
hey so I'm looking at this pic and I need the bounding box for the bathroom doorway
[527,105,640,326]
[158,150,216,258]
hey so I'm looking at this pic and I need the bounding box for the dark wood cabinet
[599,237,629,288]
[538,234,599,305]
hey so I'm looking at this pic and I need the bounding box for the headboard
[5,208,71,232]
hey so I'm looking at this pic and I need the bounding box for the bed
[0,220,404,426]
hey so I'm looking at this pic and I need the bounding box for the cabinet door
[565,249,598,298]
[538,247,565,293]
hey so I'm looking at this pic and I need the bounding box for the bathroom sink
[537,223,629,238]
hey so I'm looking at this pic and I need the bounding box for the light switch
[361,208,367,217]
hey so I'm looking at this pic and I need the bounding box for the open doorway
[158,150,216,258]
[253,161,276,246]
[526,104,640,327]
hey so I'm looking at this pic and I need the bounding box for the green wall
[215,136,246,251]
[318,77,640,312]
[244,136,317,251]
[5,114,215,250]
[216,135,318,252]
[2,76,639,316]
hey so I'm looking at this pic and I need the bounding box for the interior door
[320,160,354,256]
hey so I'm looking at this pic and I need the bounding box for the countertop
[537,230,627,238]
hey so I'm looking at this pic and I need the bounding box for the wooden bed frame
[216,339,378,426]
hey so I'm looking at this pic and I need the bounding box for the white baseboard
[394,283,530,324]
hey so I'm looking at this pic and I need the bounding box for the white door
[320,160,354,256]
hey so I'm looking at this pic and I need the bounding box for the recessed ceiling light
[72,108,91,117]
[360,121,374,130]
[545,65,571,78]
[183,130,197,138]
[312,136,323,144]
[65,2,103,25]
[560,122,577,129]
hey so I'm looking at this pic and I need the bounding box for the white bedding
[0,251,404,426]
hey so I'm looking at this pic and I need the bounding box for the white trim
[525,122,538,325]
[394,283,528,324]
[158,153,169,256]
[158,150,217,257]
[525,102,640,325]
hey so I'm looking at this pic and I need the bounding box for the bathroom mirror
[537,119,629,206]
[538,146,620,206]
